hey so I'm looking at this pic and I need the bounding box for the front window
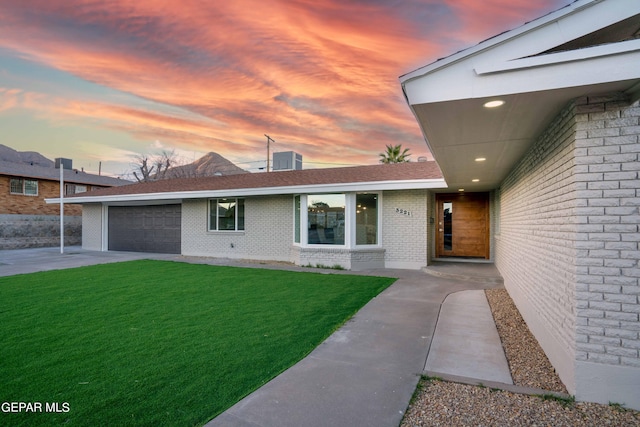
[307,194,345,245]
[294,195,301,243]
[10,178,38,196]
[356,193,378,245]
[209,198,244,231]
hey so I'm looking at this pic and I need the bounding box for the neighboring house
[1,159,127,216]
[49,0,639,410]
[400,0,640,410]
[1,159,128,249]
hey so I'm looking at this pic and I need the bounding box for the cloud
[0,0,567,167]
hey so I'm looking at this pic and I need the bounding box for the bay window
[295,193,379,247]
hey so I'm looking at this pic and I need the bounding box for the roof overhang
[45,178,447,205]
[400,0,640,192]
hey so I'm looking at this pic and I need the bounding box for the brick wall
[573,94,640,369]
[496,99,579,390]
[497,92,640,406]
[382,189,428,269]
[0,176,82,216]
[181,197,293,262]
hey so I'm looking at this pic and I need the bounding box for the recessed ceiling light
[475,157,486,162]
[483,100,504,108]
[472,179,480,182]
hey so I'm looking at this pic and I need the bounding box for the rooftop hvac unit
[273,151,302,171]
[55,158,73,170]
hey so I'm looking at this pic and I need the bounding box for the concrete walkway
[0,248,511,426]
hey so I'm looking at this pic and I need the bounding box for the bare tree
[131,150,177,182]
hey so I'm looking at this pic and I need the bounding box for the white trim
[474,39,640,75]
[208,198,245,232]
[576,361,640,410]
[400,0,601,83]
[45,178,447,205]
[101,205,108,251]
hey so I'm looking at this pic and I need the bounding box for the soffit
[402,1,640,192]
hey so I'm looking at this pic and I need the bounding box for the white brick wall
[497,92,640,406]
[574,95,640,368]
[181,196,293,262]
[496,99,578,390]
[180,190,427,269]
[382,190,427,269]
[81,204,103,251]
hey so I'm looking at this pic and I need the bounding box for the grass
[0,260,395,426]
[536,393,576,407]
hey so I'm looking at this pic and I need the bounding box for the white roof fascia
[468,44,640,98]
[45,178,448,205]
[401,0,638,106]
[475,39,640,76]
[400,0,601,84]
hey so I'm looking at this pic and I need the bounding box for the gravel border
[401,288,640,427]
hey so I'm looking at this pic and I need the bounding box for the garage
[108,205,181,254]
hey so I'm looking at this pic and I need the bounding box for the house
[400,0,640,410]
[1,158,128,249]
[48,0,639,409]
[1,159,127,216]
[52,161,446,269]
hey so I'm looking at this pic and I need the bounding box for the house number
[395,207,412,217]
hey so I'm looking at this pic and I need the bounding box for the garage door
[108,205,181,254]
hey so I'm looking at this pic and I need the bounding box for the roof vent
[273,151,302,171]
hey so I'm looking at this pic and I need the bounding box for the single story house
[48,0,639,410]
[51,161,446,270]
[400,0,640,410]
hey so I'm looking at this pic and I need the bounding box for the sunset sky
[0,0,566,177]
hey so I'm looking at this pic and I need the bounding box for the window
[9,178,38,196]
[294,195,301,243]
[307,194,345,245]
[294,193,381,247]
[66,184,89,195]
[209,198,244,231]
[356,194,378,245]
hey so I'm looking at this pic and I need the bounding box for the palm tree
[379,144,411,164]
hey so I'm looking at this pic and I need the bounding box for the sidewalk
[0,248,510,426]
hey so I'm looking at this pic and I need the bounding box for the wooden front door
[436,193,490,259]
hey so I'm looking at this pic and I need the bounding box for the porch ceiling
[411,79,639,193]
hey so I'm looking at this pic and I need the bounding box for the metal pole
[264,134,274,173]
[59,164,64,254]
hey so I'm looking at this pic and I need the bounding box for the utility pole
[264,134,274,173]
[59,162,64,254]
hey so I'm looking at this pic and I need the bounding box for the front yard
[0,260,394,426]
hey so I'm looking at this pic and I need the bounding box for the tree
[379,144,411,164]
[131,149,177,182]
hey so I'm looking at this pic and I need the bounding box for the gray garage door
[108,205,181,254]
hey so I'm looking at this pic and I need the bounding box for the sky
[0,0,566,177]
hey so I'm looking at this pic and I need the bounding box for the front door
[436,193,489,259]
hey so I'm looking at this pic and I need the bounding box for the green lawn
[0,260,395,426]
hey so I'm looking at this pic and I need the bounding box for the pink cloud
[0,0,566,166]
